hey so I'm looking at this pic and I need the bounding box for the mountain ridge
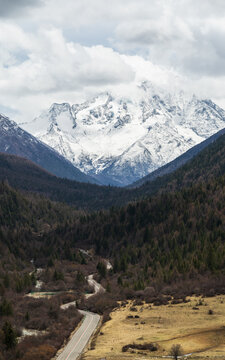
[0,114,99,185]
[20,82,225,185]
[130,126,225,188]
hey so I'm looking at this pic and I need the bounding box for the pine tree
[2,321,17,349]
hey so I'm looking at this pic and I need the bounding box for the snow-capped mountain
[0,114,98,184]
[20,82,225,186]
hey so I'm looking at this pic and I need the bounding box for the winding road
[57,310,100,360]
[57,267,111,360]
[86,274,105,298]
[28,259,112,360]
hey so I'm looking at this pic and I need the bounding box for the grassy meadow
[84,295,225,360]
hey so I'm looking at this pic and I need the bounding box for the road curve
[57,262,111,360]
[86,274,105,298]
[57,310,100,360]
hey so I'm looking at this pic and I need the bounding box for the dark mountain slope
[0,150,225,292]
[0,152,131,210]
[131,127,225,188]
[4,166,224,293]
[134,128,225,198]
[0,180,80,262]
[0,114,98,184]
[0,181,76,230]
[42,174,225,292]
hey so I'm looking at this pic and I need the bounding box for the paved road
[60,301,76,310]
[57,265,109,360]
[57,310,100,360]
[86,274,105,298]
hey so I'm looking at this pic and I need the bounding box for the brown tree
[170,344,183,360]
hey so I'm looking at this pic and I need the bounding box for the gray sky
[1,0,225,121]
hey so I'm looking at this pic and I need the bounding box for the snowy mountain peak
[0,113,32,138]
[20,83,225,186]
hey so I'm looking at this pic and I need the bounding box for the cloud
[0,27,134,95]
[0,0,43,17]
[1,0,225,122]
[0,25,135,121]
[2,0,225,79]
[112,1,225,78]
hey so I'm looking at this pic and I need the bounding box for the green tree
[97,262,106,278]
[0,299,13,316]
[2,321,17,349]
[76,271,85,283]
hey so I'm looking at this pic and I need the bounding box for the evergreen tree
[2,321,17,349]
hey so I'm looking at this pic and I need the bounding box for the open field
[83,295,225,360]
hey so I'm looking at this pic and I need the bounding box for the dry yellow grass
[84,295,225,360]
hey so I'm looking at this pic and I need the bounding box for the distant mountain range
[20,81,225,186]
[0,114,98,184]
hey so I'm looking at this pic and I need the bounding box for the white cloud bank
[1,0,225,121]
[0,25,136,120]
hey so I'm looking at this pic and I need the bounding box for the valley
[1,79,225,360]
[1,1,225,360]
[0,164,225,359]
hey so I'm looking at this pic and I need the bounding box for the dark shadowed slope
[0,152,131,210]
[0,114,99,184]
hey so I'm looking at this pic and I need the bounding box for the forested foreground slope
[42,176,225,290]
[1,175,225,292]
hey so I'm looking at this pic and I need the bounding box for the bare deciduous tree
[170,344,183,360]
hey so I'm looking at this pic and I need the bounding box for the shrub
[21,344,56,360]
[122,343,158,352]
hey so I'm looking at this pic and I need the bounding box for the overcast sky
[1,0,225,121]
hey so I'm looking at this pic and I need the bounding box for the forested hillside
[39,175,225,293]
[0,153,130,210]
[0,183,88,360]
[1,175,224,293]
